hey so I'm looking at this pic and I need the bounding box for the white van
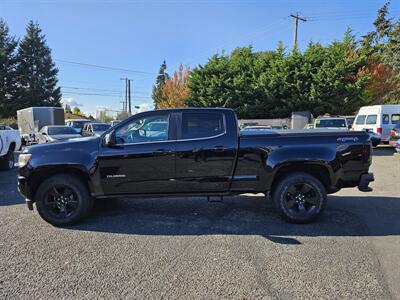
[352,105,400,142]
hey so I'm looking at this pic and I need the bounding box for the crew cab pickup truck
[0,125,21,170]
[18,108,374,226]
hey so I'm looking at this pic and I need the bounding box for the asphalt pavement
[0,148,399,299]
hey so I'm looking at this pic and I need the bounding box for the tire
[35,175,94,226]
[273,172,327,224]
[0,150,14,171]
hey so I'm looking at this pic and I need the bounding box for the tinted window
[115,114,169,144]
[71,121,87,129]
[382,114,389,124]
[92,124,111,131]
[392,114,400,125]
[315,119,346,128]
[182,112,224,139]
[355,115,366,125]
[48,127,77,135]
[366,115,377,125]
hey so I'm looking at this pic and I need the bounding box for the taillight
[391,130,396,136]
[377,127,382,134]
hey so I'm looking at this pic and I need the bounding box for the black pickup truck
[18,108,374,226]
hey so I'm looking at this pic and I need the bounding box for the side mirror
[104,131,116,147]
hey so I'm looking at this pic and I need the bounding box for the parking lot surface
[1,148,399,299]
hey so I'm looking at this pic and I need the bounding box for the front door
[97,112,176,195]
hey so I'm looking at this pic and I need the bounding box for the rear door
[174,110,238,193]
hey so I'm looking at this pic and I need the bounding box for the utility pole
[290,13,307,49]
[120,77,132,113]
[128,79,132,114]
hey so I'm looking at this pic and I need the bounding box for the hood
[24,136,100,155]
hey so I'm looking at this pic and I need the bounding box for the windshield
[48,126,77,135]
[92,124,111,132]
[315,119,346,128]
[67,121,88,129]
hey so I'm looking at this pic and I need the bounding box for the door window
[392,114,400,125]
[355,115,366,125]
[382,114,389,124]
[181,112,224,139]
[115,114,169,144]
[366,115,377,125]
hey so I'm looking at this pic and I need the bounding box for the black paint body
[18,108,373,201]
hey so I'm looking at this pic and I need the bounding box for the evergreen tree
[0,19,18,117]
[152,60,169,108]
[15,21,61,110]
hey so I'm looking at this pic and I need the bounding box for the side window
[355,115,366,125]
[366,115,377,125]
[181,112,224,139]
[382,114,389,124]
[115,114,169,144]
[392,114,400,125]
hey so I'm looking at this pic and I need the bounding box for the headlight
[18,153,32,168]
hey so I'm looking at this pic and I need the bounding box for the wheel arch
[28,165,94,202]
[270,162,333,195]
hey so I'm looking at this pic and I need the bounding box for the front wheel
[35,175,94,226]
[273,172,327,224]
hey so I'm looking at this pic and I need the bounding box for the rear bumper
[358,172,374,192]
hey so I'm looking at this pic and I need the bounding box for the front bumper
[358,172,374,192]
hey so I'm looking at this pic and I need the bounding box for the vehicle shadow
[0,167,25,206]
[68,195,400,243]
[373,146,395,156]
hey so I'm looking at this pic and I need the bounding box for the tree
[157,64,190,108]
[15,21,61,111]
[72,106,83,115]
[361,2,400,103]
[0,19,18,117]
[152,60,169,107]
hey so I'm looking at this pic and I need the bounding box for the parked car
[65,119,90,134]
[352,105,400,143]
[18,108,374,226]
[0,125,21,170]
[37,126,82,144]
[241,125,272,131]
[389,123,400,147]
[314,116,348,130]
[81,122,112,137]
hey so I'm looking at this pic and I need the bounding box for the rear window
[315,119,346,128]
[366,115,377,125]
[182,112,224,139]
[382,114,389,124]
[355,115,366,125]
[392,114,400,125]
[48,127,76,135]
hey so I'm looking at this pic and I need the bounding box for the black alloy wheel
[273,172,327,223]
[43,185,80,219]
[283,183,320,219]
[35,175,93,226]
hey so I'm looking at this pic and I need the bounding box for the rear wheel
[0,150,14,171]
[35,175,93,226]
[273,172,327,224]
